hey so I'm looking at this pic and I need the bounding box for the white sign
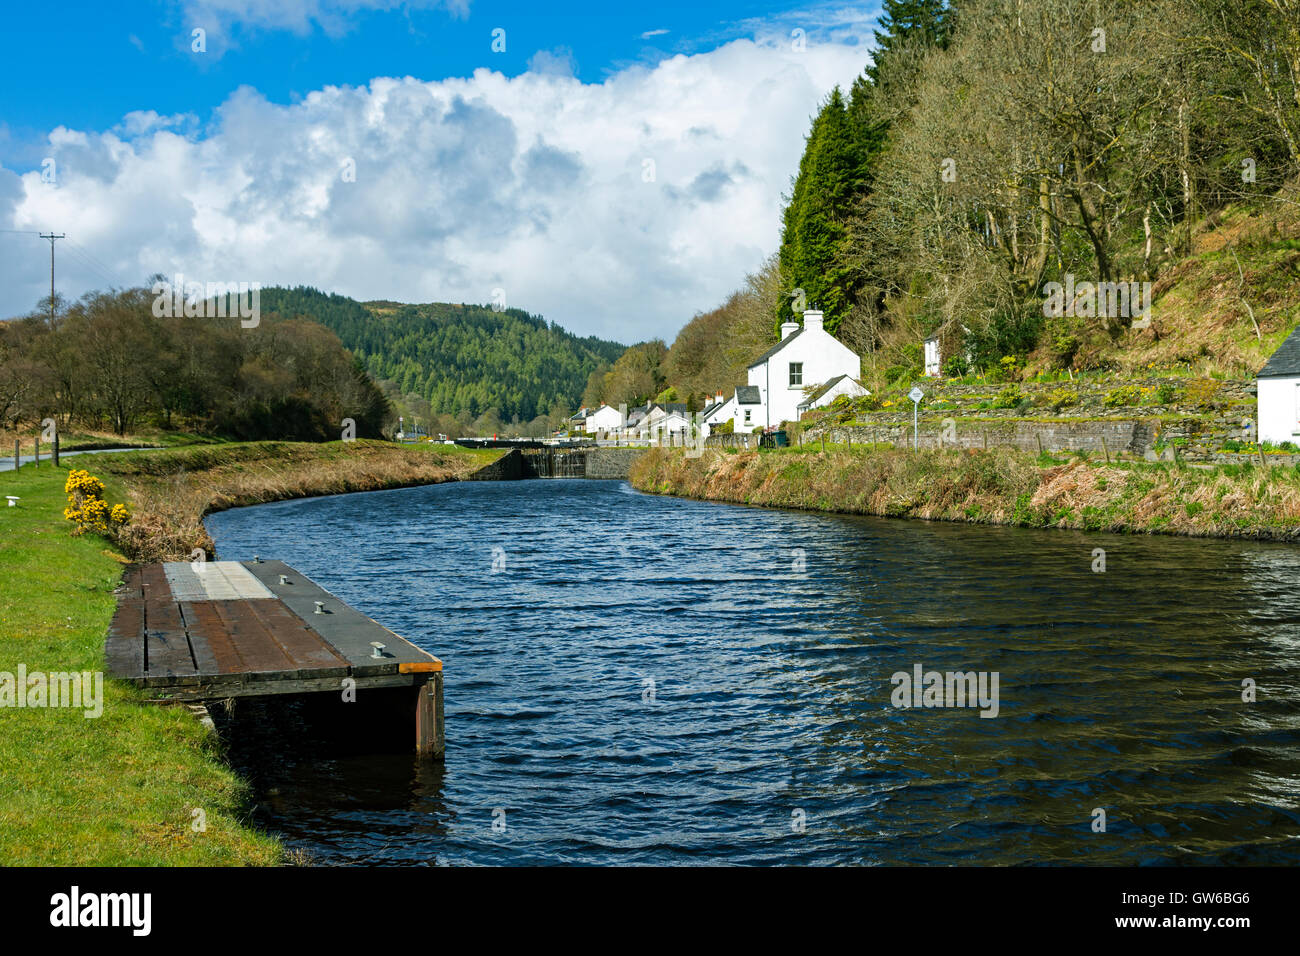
[908,387,924,404]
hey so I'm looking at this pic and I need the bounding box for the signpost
[908,386,924,451]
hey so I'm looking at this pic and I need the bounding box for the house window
[744,409,751,423]
[789,362,803,387]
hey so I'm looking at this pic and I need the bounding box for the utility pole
[38,232,65,322]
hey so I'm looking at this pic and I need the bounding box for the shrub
[1043,388,1079,412]
[1103,385,1143,408]
[993,385,1023,409]
[992,355,1021,383]
[1184,378,1223,407]
[1154,382,1180,405]
[63,469,130,538]
[941,355,970,378]
[885,364,919,385]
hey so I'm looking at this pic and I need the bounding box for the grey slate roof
[736,385,762,404]
[798,374,850,407]
[747,329,802,368]
[1260,325,1300,377]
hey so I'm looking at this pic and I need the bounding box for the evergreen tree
[777,88,868,336]
[865,0,954,85]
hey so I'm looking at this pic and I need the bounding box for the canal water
[205,479,1300,865]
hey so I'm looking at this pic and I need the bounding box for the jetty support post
[413,672,445,759]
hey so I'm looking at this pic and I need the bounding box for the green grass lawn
[0,457,280,865]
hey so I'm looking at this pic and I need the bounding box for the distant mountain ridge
[258,286,625,423]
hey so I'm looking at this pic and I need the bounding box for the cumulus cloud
[2,35,866,341]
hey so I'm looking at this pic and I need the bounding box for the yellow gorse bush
[63,468,130,538]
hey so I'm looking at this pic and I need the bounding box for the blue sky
[1,0,881,340]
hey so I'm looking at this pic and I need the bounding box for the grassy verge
[95,440,503,561]
[0,440,502,865]
[630,445,1300,540]
[0,461,281,864]
[0,426,222,455]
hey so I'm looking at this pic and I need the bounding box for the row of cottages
[573,309,869,440]
[577,399,693,442]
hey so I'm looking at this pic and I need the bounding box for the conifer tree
[865,0,954,85]
[777,88,867,336]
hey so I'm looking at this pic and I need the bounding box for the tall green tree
[866,0,955,85]
[777,88,870,336]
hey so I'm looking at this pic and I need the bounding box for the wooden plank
[145,672,423,701]
[241,561,440,674]
[415,678,437,757]
[399,661,442,674]
[138,564,198,685]
[105,600,145,680]
[242,599,350,675]
[181,600,247,677]
[142,629,198,686]
[205,600,297,677]
[106,567,146,681]
[177,602,223,677]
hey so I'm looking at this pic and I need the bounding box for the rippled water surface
[204,479,1300,865]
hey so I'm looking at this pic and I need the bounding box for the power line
[62,243,122,291]
[64,238,131,290]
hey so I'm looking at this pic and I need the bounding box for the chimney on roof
[803,309,824,332]
[780,321,799,340]
[715,392,724,404]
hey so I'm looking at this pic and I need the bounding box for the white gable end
[746,311,861,429]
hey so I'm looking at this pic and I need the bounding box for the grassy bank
[629,445,1300,540]
[0,426,223,456]
[0,440,501,865]
[95,440,503,562]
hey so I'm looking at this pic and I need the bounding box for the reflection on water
[205,479,1300,865]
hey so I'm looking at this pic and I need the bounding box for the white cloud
[2,35,867,342]
[640,29,670,39]
[177,0,470,37]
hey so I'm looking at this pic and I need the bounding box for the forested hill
[258,287,626,424]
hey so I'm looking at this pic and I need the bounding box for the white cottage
[585,403,623,437]
[1258,326,1300,444]
[745,310,861,430]
[924,336,941,376]
[700,392,731,438]
[637,402,691,443]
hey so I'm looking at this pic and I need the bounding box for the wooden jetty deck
[106,560,443,757]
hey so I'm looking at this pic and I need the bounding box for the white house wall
[585,406,623,434]
[1258,377,1300,443]
[748,329,860,428]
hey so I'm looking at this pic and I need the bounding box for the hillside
[258,287,626,432]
